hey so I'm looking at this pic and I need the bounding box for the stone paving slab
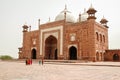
[45,61,120,67]
[0,61,120,80]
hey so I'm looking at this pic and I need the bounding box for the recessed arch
[31,49,37,59]
[69,46,77,60]
[96,32,99,41]
[45,35,57,59]
[100,34,102,42]
[103,35,105,43]
[113,54,119,61]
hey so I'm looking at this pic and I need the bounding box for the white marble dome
[77,10,88,22]
[55,6,75,23]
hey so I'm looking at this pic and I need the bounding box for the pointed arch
[45,35,57,59]
[103,35,105,43]
[96,32,99,41]
[69,46,77,60]
[31,49,37,59]
[113,54,119,61]
[100,34,102,42]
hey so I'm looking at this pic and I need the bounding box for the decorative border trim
[40,26,63,55]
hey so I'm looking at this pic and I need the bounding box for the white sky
[0,0,120,58]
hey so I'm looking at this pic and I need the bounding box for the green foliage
[0,55,13,60]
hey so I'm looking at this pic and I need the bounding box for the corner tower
[87,5,97,20]
[100,16,109,28]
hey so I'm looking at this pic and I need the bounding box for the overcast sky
[0,0,120,58]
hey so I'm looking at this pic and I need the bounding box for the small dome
[87,4,97,14]
[22,24,28,29]
[77,9,88,22]
[55,5,75,23]
[100,16,108,24]
[100,16,109,28]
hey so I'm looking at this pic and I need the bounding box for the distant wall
[104,49,120,61]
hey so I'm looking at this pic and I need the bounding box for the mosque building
[18,5,120,61]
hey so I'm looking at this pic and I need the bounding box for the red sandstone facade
[18,5,120,61]
[105,49,120,61]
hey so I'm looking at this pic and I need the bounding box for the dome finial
[90,4,93,8]
[49,17,50,22]
[100,16,108,28]
[29,25,31,32]
[103,15,105,19]
[55,5,75,23]
[38,19,40,27]
[64,10,66,22]
[24,22,27,25]
[64,4,67,11]
[84,8,86,13]
[79,12,81,22]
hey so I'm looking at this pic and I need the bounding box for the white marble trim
[40,26,63,55]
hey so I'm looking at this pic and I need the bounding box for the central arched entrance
[45,35,57,59]
[31,49,36,59]
[113,54,119,61]
[69,46,77,60]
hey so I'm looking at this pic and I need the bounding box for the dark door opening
[32,49,36,59]
[113,54,119,61]
[69,46,77,60]
[45,35,57,59]
[55,49,58,59]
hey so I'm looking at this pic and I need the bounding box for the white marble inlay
[40,26,63,55]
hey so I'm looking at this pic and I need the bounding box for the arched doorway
[69,46,77,60]
[31,49,36,59]
[113,54,119,61]
[45,35,57,59]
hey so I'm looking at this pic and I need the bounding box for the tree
[0,55,13,60]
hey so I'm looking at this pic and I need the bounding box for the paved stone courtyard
[0,61,120,80]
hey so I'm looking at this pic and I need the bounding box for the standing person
[28,59,30,65]
[30,59,32,65]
